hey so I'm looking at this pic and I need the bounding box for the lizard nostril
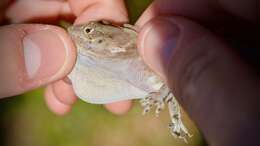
[98,39,103,44]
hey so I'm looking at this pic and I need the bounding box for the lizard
[67,21,192,142]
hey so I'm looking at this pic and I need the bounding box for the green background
[0,1,205,146]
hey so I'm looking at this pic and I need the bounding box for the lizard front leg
[140,85,169,116]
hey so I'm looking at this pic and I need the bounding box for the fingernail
[140,18,180,78]
[23,29,67,80]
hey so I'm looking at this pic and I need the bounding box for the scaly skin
[68,21,191,142]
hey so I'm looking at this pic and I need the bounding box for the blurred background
[0,0,205,146]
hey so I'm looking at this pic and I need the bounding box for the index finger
[68,0,128,24]
[136,0,257,27]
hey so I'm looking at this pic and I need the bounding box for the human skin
[0,0,131,115]
[0,0,259,145]
[136,0,259,146]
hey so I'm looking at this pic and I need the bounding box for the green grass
[1,89,203,146]
[125,0,153,23]
[0,1,205,146]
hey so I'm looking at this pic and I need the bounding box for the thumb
[138,16,260,145]
[0,24,76,98]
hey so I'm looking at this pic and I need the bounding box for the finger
[136,0,257,27]
[68,0,128,24]
[6,0,73,23]
[45,85,71,115]
[0,24,76,98]
[52,79,77,105]
[136,0,222,27]
[138,16,260,145]
[104,100,132,115]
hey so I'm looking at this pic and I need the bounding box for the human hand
[136,0,258,146]
[0,0,131,115]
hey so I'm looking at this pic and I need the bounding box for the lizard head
[68,21,138,59]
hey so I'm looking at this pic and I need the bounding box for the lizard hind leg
[167,93,192,143]
[140,85,192,142]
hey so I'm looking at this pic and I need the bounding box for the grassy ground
[0,1,205,146]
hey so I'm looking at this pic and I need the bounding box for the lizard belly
[68,55,148,104]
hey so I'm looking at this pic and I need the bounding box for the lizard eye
[84,27,93,34]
